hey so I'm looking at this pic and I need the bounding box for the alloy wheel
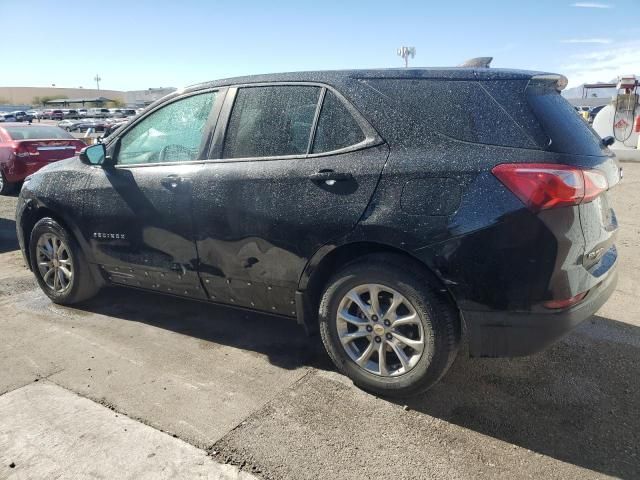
[336,283,425,377]
[36,233,73,293]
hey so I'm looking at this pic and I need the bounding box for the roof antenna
[459,57,493,68]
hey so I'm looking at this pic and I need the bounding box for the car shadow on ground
[0,217,18,253]
[78,286,333,372]
[399,315,640,479]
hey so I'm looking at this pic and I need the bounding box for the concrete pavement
[0,382,257,479]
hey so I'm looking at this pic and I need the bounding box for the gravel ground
[0,164,638,479]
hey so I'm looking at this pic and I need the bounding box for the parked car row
[2,107,144,122]
[57,116,132,133]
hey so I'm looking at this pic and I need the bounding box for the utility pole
[397,46,416,68]
[94,74,102,91]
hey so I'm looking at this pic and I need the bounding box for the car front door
[79,90,221,299]
[192,84,389,315]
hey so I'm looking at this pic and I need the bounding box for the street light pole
[397,46,416,68]
[94,74,102,91]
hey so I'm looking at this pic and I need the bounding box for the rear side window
[312,91,365,153]
[223,86,321,159]
[363,79,537,149]
[525,82,606,156]
[4,126,74,140]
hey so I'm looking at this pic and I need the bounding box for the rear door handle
[309,170,353,185]
[170,262,187,275]
[161,175,186,191]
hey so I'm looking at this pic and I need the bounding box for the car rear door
[78,90,222,299]
[192,84,389,315]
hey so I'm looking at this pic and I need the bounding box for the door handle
[161,175,185,190]
[170,263,187,275]
[309,170,353,185]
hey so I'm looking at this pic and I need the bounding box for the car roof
[185,67,552,93]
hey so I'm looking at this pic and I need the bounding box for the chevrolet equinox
[17,68,620,396]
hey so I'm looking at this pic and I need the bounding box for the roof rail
[459,57,493,68]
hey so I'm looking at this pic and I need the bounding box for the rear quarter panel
[348,136,592,311]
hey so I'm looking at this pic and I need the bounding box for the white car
[0,113,17,122]
[87,108,110,118]
[57,119,80,130]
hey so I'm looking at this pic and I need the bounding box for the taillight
[582,169,608,203]
[14,143,39,158]
[492,163,608,212]
[543,291,588,309]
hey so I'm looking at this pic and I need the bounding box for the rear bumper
[5,160,52,183]
[464,268,618,357]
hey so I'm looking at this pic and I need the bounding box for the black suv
[17,68,620,396]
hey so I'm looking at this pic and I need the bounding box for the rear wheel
[319,254,459,397]
[29,218,99,305]
[0,171,15,195]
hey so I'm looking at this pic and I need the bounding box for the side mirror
[602,136,615,147]
[79,143,108,166]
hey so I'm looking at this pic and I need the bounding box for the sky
[1,0,639,90]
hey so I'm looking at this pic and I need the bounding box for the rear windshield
[4,126,74,140]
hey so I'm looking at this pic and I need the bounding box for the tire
[29,217,100,305]
[319,253,460,397]
[0,170,14,195]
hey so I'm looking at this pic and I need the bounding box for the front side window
[118,92,216,165]
[223,86,321,159]
[312,91,365,153]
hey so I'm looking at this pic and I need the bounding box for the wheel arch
[20,203,95,273]
[296,240,458,334]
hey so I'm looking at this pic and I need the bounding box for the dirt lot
[1,164,639,479]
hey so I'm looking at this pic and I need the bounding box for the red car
[0,123,86,194]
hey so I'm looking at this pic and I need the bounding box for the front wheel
[319,254,460,397]
[29,217,100,304]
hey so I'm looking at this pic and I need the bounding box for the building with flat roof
[0,86,176,107]
[0,87,124,105]
[125,88,177,107]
